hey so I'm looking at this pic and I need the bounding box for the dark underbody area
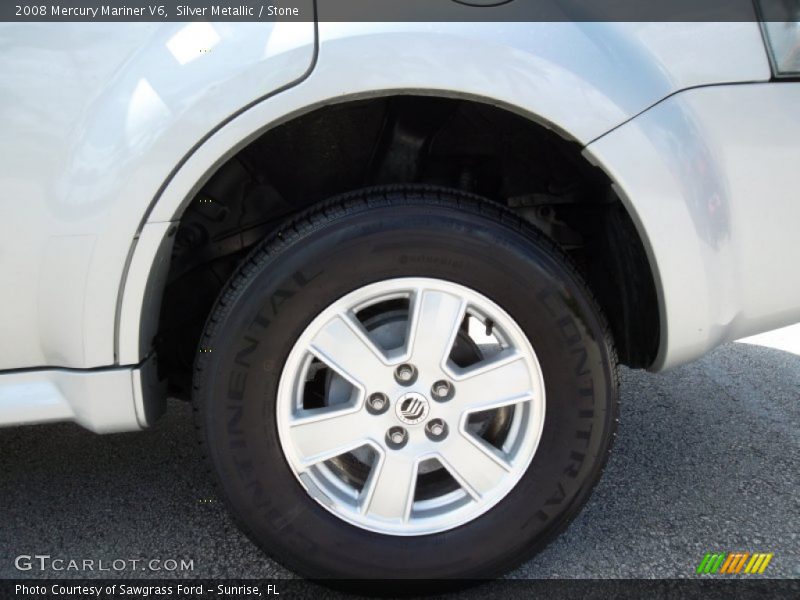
[156,95,658,397]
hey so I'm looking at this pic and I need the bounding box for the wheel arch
[116,86,663,401]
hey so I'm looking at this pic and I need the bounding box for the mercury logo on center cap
[395,392,430,425]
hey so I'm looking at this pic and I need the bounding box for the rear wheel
[194,186,618,579]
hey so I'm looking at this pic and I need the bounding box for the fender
[586,83,800,370]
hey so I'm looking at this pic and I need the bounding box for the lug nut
[431,380,454,402]
[394,363,417,385]
[366,392,389,415]
[386,426,409,449]
[425,419,448,441]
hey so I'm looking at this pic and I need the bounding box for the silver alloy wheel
[276,278,546,535]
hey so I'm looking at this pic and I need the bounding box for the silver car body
[0,20,798,431]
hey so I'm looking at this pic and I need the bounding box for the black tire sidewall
[197,199,616,579]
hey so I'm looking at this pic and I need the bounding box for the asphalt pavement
[1,335,798,580]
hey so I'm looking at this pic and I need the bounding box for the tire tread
[192,184,619,578]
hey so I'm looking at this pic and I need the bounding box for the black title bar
[3,0,800,23]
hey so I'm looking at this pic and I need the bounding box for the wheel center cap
[395,392,430,425]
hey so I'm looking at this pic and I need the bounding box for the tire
[194,185,618,580]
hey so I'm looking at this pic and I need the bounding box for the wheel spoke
[408,289,466,369]
[289,408,373,465]
[309,313,388,390]
[361,453,418,522]
[439,432,511,499]
[454,351,534,413]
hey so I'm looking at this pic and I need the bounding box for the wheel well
[156,95,659,395]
